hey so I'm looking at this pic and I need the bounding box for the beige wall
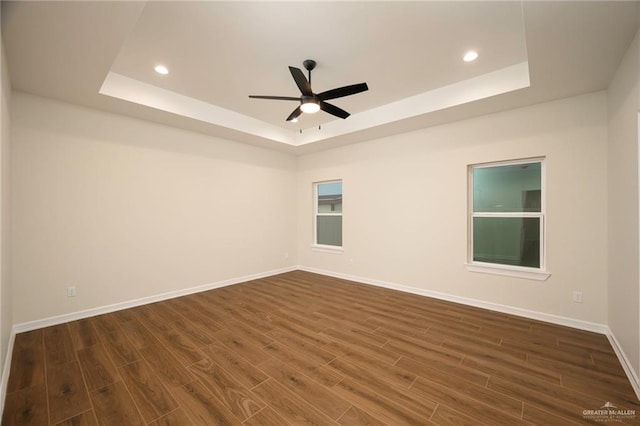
[0,41,12,378]
[7,88,615,330]
[5,53,639,390]
[11,93,297,323]
[5,53,635,354]
[608,31,640,379]
[298,92,609,324]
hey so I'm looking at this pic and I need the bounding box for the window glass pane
[473,217,540,268]
[317,182,342,213]
[317,216,342,246]
[473,162,541,212]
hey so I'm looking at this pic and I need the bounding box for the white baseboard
[298,265,608,333]
[12,266,297,334]
[0,327,15,416]
[606,328,640,401]
[3,264,639,413]
[0,265,296,418]
[298,266,640,402]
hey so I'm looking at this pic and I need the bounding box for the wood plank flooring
[3,270,639,425]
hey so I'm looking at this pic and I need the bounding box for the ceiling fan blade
[318,83,368,101]
[286,106,303,122]
[320,101,350,119]
[289,66,313,96]
[249,95,300,101]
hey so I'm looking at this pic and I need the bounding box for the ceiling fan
[249,59,368,122]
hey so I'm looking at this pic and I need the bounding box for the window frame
[313,180,343,252]
[466,158,550,281]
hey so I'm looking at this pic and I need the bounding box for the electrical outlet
[67,286,77,297]
[572,291,583,304]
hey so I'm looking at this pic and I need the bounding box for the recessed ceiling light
[290,117,298,123]
[463,51,479,62]
[154,65,169,75]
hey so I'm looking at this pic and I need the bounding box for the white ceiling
[1,1,638,154]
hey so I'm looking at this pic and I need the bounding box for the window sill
[311,245,344,254]
[465,262,551,281]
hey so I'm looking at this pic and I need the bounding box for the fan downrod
[303,59,316,84]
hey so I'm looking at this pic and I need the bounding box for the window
[468,158,548,279]
[314,180,342,248]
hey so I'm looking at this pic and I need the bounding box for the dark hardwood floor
[2,270,638,425]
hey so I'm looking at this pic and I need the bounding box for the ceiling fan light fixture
[249,59,368,121]
[300,98,320,114]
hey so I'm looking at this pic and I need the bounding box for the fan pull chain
[298,126,322,134]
